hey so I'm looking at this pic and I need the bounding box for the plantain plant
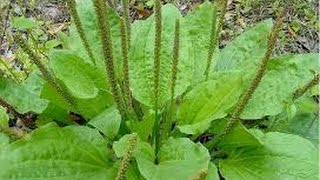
[0,0,319,179]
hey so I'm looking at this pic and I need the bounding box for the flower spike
[67,0,96,65]
[208,7,287,149]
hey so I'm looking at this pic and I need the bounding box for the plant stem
[92,0,125,118]
[152,0,162,158]
[164,19,180,137]
[14,34,78,112]
[170,19,180,106]
[116,133,138,180]
[15,35,55,86]
[121,0,131,47]
[204,0,226,81]
[293,73,320,100]
[207,7,286,149]
[120,18,132,110]
[67,0,96,65]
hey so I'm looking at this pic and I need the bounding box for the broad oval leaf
[219,132,318,180]
[182,2,217,84]
[41,81,113,119]
[89,106,121,140]
[0,73,48,114]
[214,19,273,72]
[137,138,211,180]
[129,4,193,107]
[49,51,100,99]
[242,54,320,119]
[269,96,318,145]
[0,123,117,179]
[66,0,122,73]
[114,136,212,180]
[177,73,243,135]
[209,120,263,150]
[130,111,155,142]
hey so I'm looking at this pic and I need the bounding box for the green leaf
[177,72,243,135]
[0,73,48,114]
[89,106,121,140]
[113,134,137,158]
[0,133,9,148]
[131,111,155,142]
[46,50,114,118]
[41,82,70,110]
[114,135,215,180]
[310,84,319,96]
[37,103,71,126]
[0,107,8,128]
[206,163,219,180]
[129,4,193,107]
[242,54,320,119]
[49,51,100,99]
[113,135,146,179]
[41,80,113,119]
[45,40,62,50]
[139,138,210,180]
[0,123,117,179]
[270,96,318,145]
[75,92,113,119]
[209,120,263,151]
[219,132,318,180]
[182,2,217,84]
[214,19,273,73]
[126,161,146,180]
[12,17,38,30]
[113,136,211,180]
[66,0,123,74]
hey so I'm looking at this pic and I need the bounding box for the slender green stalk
[15,35,56,85]
[120,18,132,110]
[208,7,286,149]
[121,0,131,47]
[0,57,19,82]
[293,73,320,100]
[116,133,138,180]
[67,0,96,65]
[164,19,180,137]
[92,0,125,117]
[153,0,162,111]
[152,0,162,157]
[204,0,227,80]
[15,34,78,112]
[170,19,180,104]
